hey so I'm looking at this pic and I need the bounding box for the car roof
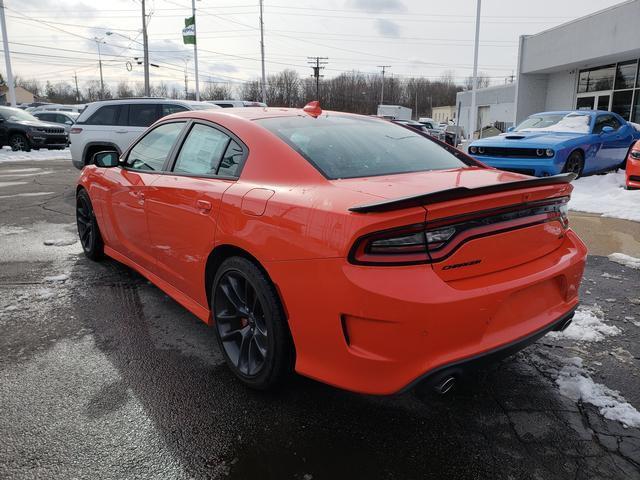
[163,106,374,123]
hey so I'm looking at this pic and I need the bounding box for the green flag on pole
[182,16,196,44]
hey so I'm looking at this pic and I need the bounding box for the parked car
[415,118,445,140]
[30,104,86,114]
[208,100,267,108]
[69,98,220,169]
[467,110,640,178]
[33,111,79,134]
[625,140,640,190]
[76,104,586,394]
[394,119,445,141]
[444,125,465,147]
[0,106,67,151]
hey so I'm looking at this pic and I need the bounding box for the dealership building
[456,0,640,137]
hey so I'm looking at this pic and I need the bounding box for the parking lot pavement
[1,159,639,480]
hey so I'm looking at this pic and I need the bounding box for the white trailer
[377,105,411,120]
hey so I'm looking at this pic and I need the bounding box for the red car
[626,141,640,189]
[76,103,587,395]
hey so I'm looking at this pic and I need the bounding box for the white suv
[69,98,220,169]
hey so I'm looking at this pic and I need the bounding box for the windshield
[516,113,591,134]
[0,108,38,122]
[258,115,470,179]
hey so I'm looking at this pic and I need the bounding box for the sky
[2,0,628,93]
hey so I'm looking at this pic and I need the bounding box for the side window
[86,105,121,125]
[56,114,70,124]
[173,124,231,175]
[216,103,235,108]
[125,122,185,172]
[128,103,161,127]
[594,114,619,133]
[218,140,244,177]
[162,104,189,116]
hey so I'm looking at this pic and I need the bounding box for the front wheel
[563,151,584,178]
[9,134,30,152]
[76,189,104,260]
[212,257,294,390]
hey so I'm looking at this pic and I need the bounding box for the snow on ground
[556,357,640,428]
[547,305,620,342]
[608,252,640,269]
[569,171,640,222]
[0,146,71,163]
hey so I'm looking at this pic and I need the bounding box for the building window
[615,60,638,90]
[632,90,640,123]
[577,65,615,93]
[612,90,634,120]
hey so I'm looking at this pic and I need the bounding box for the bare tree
[116,81,134,98]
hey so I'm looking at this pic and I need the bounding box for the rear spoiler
[348,173,576,213]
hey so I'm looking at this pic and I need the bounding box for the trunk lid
[342,167,572,280]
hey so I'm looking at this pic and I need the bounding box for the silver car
[33,111,79,134]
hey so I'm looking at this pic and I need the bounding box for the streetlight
[94,36,105,100]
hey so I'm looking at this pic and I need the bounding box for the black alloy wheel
[212,257,293,389]
[9,134,29,152]
[76,189,104,260]
[563,151,584,178]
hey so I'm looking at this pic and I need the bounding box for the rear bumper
[470,155,565,177]
[404,306,576,393]
[265,229,587,395]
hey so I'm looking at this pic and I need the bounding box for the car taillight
[70,127,82,134]
[630,141,640,159]
[349,198,569,265]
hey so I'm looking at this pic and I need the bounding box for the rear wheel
[212,256,293,390]
[563,150,584,178]
[76,189,104,260]
[9,134,30,152]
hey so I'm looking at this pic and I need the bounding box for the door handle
[115,130,128,134]
[196,199,212,213]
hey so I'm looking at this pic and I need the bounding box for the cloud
[375,19,400,37]
[346,0,407,13]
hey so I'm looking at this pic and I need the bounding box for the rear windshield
[257,115,470,179]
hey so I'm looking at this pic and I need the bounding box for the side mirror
[507,126,515,132]
[93,150,119,168]
[601,126,615,134]
[65,120,73,125]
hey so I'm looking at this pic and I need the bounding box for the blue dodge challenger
[467,110,640,177]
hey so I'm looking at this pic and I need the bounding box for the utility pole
[0,0,15,106]
[141,0,150,96]
[307,57,328,100]
[191,0,200,101]
[469,0,481,139]
[183,59,189,99]
[377,65,391,105]
[94,36,105,100]
[259,0,266,104]
[73,72,80,102]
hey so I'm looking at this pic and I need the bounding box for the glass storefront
[576,59,640,122]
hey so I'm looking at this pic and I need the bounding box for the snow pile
[569,171,640,222]
[0,146,71,163]
[556,357,640,428]
[547,305,620,342]
[608,252,640,270]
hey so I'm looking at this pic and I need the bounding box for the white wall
[520,0,640,74]
[544,70,576,111]
[456,84,516,137]
[515,74,548,123]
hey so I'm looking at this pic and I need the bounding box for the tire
[212,256,294,390]
[76,189,104,261]
[562,150,584,178]
[9,134,30,152]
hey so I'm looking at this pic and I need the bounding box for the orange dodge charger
[76,103,587,395]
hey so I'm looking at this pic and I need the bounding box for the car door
[145,121,246,305]
[101,121,187,272]
[593,114,630,170]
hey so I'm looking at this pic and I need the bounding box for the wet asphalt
[0,159,639,480]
